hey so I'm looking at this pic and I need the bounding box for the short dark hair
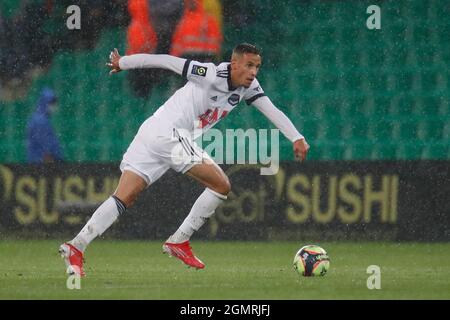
[232,43,261,56]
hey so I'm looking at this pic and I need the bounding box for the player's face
[231,53,262,88]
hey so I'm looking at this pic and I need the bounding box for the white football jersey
[119,54,303,142]
[152,60,266,139]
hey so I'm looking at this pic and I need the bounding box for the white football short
[120,116,211,185]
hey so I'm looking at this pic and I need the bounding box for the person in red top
[126,0,159,97]
[126,0,158,55]
[170,0,222,62]
[126,0,184,97]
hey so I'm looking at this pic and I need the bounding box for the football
[293,245,330,277]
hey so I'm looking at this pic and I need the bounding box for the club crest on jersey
[191,65,207,77]
[228,94,240,106]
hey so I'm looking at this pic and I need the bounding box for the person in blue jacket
[26,87,63,163]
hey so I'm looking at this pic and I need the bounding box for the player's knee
[214,177,231,196]
[113,192,137,208]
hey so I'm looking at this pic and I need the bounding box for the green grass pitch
[0,240,449,299]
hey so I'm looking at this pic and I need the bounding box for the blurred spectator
[126,0,184,97]
[125,0,222,97]
[150,0,184,54]
[203,0,223,36]
[126,0,158,55]
[26,87,64,163]
[170,0,222,62]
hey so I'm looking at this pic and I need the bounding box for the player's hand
[106,48,122,75]
[293,138,309,162]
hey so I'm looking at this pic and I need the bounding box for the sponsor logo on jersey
[253,86,261,92]
[192,65,208,77]
[228,94,240,106]
[210,96,218,101]
[198,108,229,128]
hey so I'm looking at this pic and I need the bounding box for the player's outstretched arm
[106,48,188,76]
[251,96,310,162]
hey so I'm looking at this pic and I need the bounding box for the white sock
[70,196,126,252]
[169,188,227,243]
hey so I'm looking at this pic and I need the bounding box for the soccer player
[59,43,310,276]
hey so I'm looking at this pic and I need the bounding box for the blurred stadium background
[1,0,449,161]
[0,0,449,300]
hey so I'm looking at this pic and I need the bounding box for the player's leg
[186,159,231,195]
[139,129,229,268]
[60,115,172,275]
[163,159,230,269]
[168,159,230,244]
[60,170,147,275]
[70,170,147,250]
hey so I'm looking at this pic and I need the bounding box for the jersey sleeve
[183,60,217,85]
[243,78,266,105]
[252,96,305,143]
[119,54,187,75]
